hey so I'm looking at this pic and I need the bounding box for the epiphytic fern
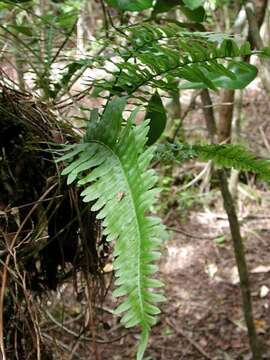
[57,97,166,359]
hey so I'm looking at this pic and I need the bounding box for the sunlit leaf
[180,5,205,22]
[179,62,258,90]
[183,0,204,10]
[105,0,153,11]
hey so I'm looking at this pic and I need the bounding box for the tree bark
[218,89,235,144]
[245,0,270,93]
[229,90,243,199]
[218,169,262,360]
[200,89,217,143]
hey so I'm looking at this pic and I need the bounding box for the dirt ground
[42,190,270,360]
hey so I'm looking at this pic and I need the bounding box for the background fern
[54,22,260,105]
[156,143,270,181]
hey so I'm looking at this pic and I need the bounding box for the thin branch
[166,319,212,359]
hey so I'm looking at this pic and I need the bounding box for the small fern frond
[58,97,166,359]
[156,143,270,181]
[195,144,270,181]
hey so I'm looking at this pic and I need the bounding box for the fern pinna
[57,97,166,359]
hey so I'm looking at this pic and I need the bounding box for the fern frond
[59,97,166,359]
[51,22,261,105]
[90,23,258,97]
[156,143,270,181]
[195,144,270,181]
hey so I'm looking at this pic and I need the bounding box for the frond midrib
[90,139,146,321]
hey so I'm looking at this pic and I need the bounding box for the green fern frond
[58,97,166,359]
[51,22,262,103]
[195,144,270,181]
[90,23,258,96]
[156,143,270,181]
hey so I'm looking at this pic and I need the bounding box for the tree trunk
[217,88,262,360]
[245,0,270,94]
[200,89,217,143]
[218,169,262,360]
[218,89,235,143]
[229,90,243,199]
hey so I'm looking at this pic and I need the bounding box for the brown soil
[41,190,270,360]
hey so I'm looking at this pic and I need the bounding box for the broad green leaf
[8,25,32,36]
[0,0,31,2]
[145,92,167,145]
[153,0,205,20]
[152,0,179,14]
[105,0,153,11]
[84,97,127,147]
[183,0,204,10]
[260,47,270,57]
[56,11,78,29]
[179,62,258,90]
[180,5,206,22]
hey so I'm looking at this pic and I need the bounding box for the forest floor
[45,192,270,360]
[42,80,270,360]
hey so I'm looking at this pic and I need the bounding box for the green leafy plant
[53,7,270,359]
[2,1,270,359]
[105,0,153,11]
[58,97,166,359]
[85,23,259,99]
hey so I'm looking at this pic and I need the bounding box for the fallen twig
[167,227,222,240]
[166,319,212,360]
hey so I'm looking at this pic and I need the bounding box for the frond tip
[58,97,166,359]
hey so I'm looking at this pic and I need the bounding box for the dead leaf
[254,319,267,334]
[116,192,125,201]
[205,263,218,278]
[251,265,270,273]
[231,318,247,332]
[260,285,269,298]
[223,353,234,360]
[229,266,240,285]
[103,263,113,273]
